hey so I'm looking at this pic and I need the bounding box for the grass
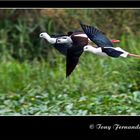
[0,41,140,115]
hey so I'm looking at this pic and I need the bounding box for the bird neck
[43,33,57,44]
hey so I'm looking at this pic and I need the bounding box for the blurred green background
[0,9,140,115]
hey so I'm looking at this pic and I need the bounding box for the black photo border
[0,0,140,8]
[0,0,140,137]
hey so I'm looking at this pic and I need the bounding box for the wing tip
[79,20,84,27]
[66,70,71,78]
[66,75,69,79]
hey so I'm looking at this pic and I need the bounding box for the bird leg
[111,39,120,43]
[128,53,140,58]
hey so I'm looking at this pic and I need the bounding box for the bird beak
[111,39,120,43]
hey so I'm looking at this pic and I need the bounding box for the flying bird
[40,31,89,77]
[80,23,140,59]
[40,31,119,77]
[39,31,119,56]
[40,32,73,55]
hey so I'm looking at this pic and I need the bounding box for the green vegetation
[0,9,140,115]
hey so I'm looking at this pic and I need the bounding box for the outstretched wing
[80,23,113,47]
[54,43,72,56]
[66,34,88,77]
[101,47,123,57]
[66,45,83,77]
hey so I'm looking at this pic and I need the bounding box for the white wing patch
[74,34,91,42]
[74,34,88,37]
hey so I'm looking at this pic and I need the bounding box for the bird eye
[40,34,43,37]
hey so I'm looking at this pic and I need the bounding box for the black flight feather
[54,43,72,56]
[66,46,83,77]
[102,47,124,57]
[80,23,113,47]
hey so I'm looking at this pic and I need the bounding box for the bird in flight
[80,23,140,59]
[40,28,119,77]
[39,31,119,56]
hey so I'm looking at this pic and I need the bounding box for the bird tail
[128,53,140,58]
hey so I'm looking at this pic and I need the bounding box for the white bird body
[84,45,107,57]
[84,45,129,58]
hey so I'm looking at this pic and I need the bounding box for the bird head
[83,45,94,52]
[39,32,49,38]
[56,36,72,44]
